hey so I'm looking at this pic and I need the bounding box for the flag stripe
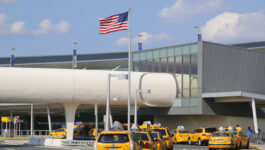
[99,11,128,34]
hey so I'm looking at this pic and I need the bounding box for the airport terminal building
[1,41,265,133]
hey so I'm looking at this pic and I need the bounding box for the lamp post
[10,48,15,67]
[134,89,151,126]
[194,26,201,41]
[72,41,78,69]
[105,73,128,131]
[138,34,143,51]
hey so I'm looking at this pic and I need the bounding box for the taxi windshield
[134,133,149,141]
[151,133,158,138]
[212,132,230,137]
[153,129,166,136]
[179,130,191,133]
[205,128,217,133]
[97,134,129,143]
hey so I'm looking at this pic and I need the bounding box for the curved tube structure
[0,67,176,107]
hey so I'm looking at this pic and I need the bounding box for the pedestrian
[247,127,252,138]
[236,124,242,132]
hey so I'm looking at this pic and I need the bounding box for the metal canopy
[202,91,265,103]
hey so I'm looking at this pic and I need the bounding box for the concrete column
[95,104,98,139]
[47,105,52,133]
[251,98,258,134]
[30,104,33,136]
[63,103,79,140]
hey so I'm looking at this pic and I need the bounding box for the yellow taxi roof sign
[1,116,14,122]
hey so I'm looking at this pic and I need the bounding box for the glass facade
[133,43,198,107]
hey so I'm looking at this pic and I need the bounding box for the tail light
[129,140,134,150]
[202,134,206,136]
[155,141,159,144]
[167,137,170,141]
[144,143,150,148]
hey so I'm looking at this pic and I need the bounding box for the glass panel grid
[133,53,139,61]
[160,49,167,58]
[190,44,198,54]
[139,52,146,61]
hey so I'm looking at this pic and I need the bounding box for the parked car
[171,129,192,144]
[188,127,217,146]
[152,127,173,150]
[208,131,236,150]
[94,130,142,150]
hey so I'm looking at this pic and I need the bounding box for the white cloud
[116,31,172,47]
[34,19,71,34]
[55,21,71,33]
[0,14,71,34]
[0,0,21,3]
[10,21,26,34]
[159,0,225,23]
[201,10,265,42]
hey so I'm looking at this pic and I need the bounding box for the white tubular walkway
[0,67,176,107]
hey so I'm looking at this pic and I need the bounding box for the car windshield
[193,129,202,133]
[212,132,230,137]
[205,128,217,133]
[153,129,166,136]
[97,134,129,143]
[134,133,149,141]
[151,133,158,138]
[179,130,191,133]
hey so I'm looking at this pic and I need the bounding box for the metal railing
[250,133,265,144]
[14,130,50,137]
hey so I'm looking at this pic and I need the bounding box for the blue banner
[138,43,142,51]
[197,34,202,41]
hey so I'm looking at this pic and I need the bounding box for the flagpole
[127,7,131,131]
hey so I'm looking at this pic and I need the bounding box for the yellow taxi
[152,127,173,150]
[139,124,160,131]
[208,131,236,150]
[49,128,67,139]
[171,129,192,144]
[49,125,80,139]
[189,127,217,146]
[150,131,167,150]
[233,131,249,149]
[89,128,103,137]
[133,131,157,150]
[94,130,141,150]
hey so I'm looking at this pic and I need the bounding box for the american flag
[99,11,128,34]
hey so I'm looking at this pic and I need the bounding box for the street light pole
[105,73,128,131]
[134,89,151,126]
[194,26,201,41]
[10,48,15,67]
[105,73,111,131]
[128,8,132,131]
[138,34,143,51]
[72,42,78,69]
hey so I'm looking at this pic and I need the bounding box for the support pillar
[251,98,258,134]
[30,104,33,136]
[47,105,52,133]
[95,104,98,139]
[63,103,79,140]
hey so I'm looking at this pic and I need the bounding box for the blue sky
[0,0,264,57]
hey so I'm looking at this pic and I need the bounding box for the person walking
[236,124,242,132]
